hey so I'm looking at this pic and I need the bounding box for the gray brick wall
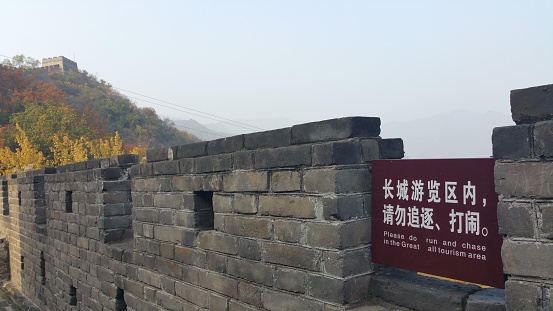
[493,83,553,311]
[0,117,405,310]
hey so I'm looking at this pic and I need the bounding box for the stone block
[155,257,182,279]
[146,147,171,163]
[207,251,227,273]
[244,128,291,149]
[497,202,535,237]
[539,202,553,238]
[179,158,194,173]
[254,145,312,169]
[502,239,553,278]
[232,151,254,170]
[273,219,301,243]
[263,242,320,271]
[213,194,233,213]
[336,168,371,193]
[223,171,268,192]
[155,290,185,311]
[370,268,480,311]
[495,162,553,198]
[534,120,553,158]
[380,138,404,159]
[233,194,257,214]
[322,195,365,221]
[304,169,337,193]
[466,288,506,311]
[258,195,316,219]
[174,245,206,267]
[308,274,345,304]
[209,293,228,311]
[312,141,362,166]
[227,236,256,261]
[207,135,244,155]
[291,117,381,144]
[227,257,273,286]
[492,125,533,159]
[175,281,209,308]
[505,280,541,311]
[152,161,179,175]
[322,248,371,277]
[198,232,238,255]
[171,175,201,192]
[263,289,323,311]
[199,271,238,298]
[270,170,301,192]
[224,216,271,239]
[175,142,207,159]
[511,84,553,124]
[153,193,183,209]
[361,139,380,162]
[275,267,306,293]
[306,219,370,249]
[238,282,263,307]
[195,155,232,173]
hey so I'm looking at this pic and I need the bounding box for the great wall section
[0,84,552,311]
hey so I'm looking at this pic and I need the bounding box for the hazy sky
[2,1,552,132]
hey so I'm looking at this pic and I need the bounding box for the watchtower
[41,56,78,72]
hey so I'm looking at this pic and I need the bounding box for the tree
[1,55,40,69]
[0,125,47,174]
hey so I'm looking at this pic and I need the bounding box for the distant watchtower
[41,56,78,72]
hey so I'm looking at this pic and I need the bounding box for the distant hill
[381,110,513,158]
[0,55,199,150]
[171,119,230,141]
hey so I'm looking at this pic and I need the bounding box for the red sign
[372,158,504,288]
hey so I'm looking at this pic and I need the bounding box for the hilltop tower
[41,56,78,72]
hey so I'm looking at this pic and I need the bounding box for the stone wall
[493,84,553,311]
[41,56,78,72]
[0,117,406,311]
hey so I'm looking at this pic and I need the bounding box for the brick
[153,193,183,209]
[336,168,370,193]
[238,238,261,260]
[155,290,184,311]
[244,128,291,149]
[505,280,541,311]
[207,251,227,273]
[361,139,380,162]
[233,194,257,214]
[263,242,320,271]
[380,138,404,159]
[322,248,371,277]
[321,195,365,221]
[273,220,301,243]
[195,155,232,173]
[171,175,201,191]
[228,257,273,286]
[492,125,533,159]
[153,226,186,244]
[270,170,301,192]
[229,301,258,311]
[137,268,161,288]
[152,161,179,175]
[232,151,254,170]
[213,194,233,213]
[199,271,238,298]
[175,142,207,159]
[308,274,345,303]
[209,293,228,311]
[466,288,506,311]
[224,216,271,239]
[312,141,362,166]
[495,162,553,198]
[174,245,205,267]
[534,120,553,158]
[259,195,316,219]
[304,169,336,193]
[198,232,238,255]
[510,84,553,124]
[502,239,553,278]
[263,289,323,311]
[254,145,311,169]
[291,117,380,144]
[179,158,194,173]
[497,202,535,237]
[223,171,268,192]
[238,282,262,307]
[307,219,370,249]
[175,281,209,308]
[146,147,171,163]
[207,135,244,155]
[539,202,553,238]
[275,268,306,293]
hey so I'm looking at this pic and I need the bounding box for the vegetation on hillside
[0,55,199,174]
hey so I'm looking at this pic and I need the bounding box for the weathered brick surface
[495,162,553,198]
[511,83,553,124]
[492,125,533,159]
[502,239,553,279]
[291,117,381,144]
